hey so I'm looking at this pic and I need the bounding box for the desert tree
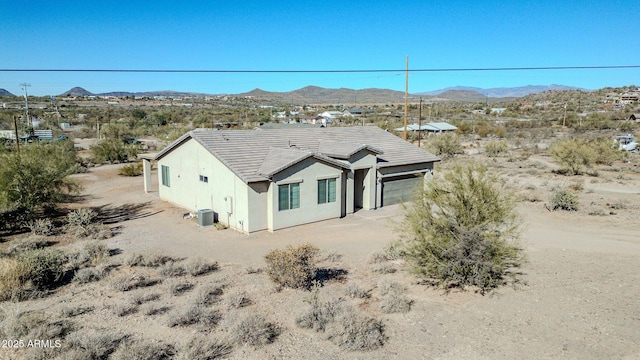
[398,160,524,294]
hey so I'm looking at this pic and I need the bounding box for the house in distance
[142,126,440,233]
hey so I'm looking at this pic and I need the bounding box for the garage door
[381,173,424,206]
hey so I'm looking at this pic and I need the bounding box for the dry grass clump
[184,257,219,276]
[111,338,176,360]
[296,289,343,332]
[227,313,280,347]
[126,253,177,267]
[141,304,171,316]
[484,140,509,157]
[65,329,125,360]
[379,286,412,314]
[157,261,186,277]
[547,188,580,211]
[16,248,66,290]
[224,289,251,309]
[164,278,193,296]
[195,283,225,306]
[111,274,159,292]
[167,304,221,328]
[130,291,161,305]
[112,302,138,317]
[73,264,110,284]
[67,241,111,269]
[177,336,232,360]
[3,235,51,256]
[344,282,369,299]
[60,305,94,318]
[324,305,386,351]
[0,306,47,338]
[264,243,320,290]
[66,208,112,240]
[0,257,30,301]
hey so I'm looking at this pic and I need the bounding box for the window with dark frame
[317,178,336,204]
[278,183,300,211]
[199,175,208,183]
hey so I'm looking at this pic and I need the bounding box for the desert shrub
[398,161,524,293]
[67,241,111,269]
[3,235,51,255]
[164,278,193,296]
[112,302,138,317]
[264,243,320,290]
[548,188,579,211]
[590,137,621,166]
[118,162,144,176]
[28,218,55,236]
[141,304,170,316]
[28,318,74,340]
[126,253,176,267]
[0,258,30,300]
[60,305,94,318]
[0,206,31,234]
[17,248,66,289]
[111,274,158,292]
[224,289,251,309]
[296,289,343,332]
[168,304,221,328]
[0,142,80,211]
[73,264,110,284]
[66,208,97,228]
[111,338,176,360]
[184,258,218,276]
[91,139,138,164]
[65,329,124,360]
[344,282,368,299]
[130,292,161,305]
[177,336,232,360]
[370,263,396,274]
[427,132,464,159]
[66,208,112,240]
[0,307,46,338]
[484,140,509,157]
[549,138,593,175]
[195,284,224,306]
[325,305,386,351]
[379,287,412,314]
[157,261,186,277]
[378,280,405,296]
[227,314,280,347]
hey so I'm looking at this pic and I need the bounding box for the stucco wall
[157,139,255,232]
[268,158,343,231]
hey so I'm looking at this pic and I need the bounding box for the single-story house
[143,127,440,233]
[394,122,458,133]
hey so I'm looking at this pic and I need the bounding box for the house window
[161,165,170,187]
[278,183,300,211]
[199,175,208,183]
[317,178,336,204]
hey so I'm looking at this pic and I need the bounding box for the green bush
[17,248,66,289]
[119,162,144,176]
[548,188,579,211]
[264,243,320,289]
[91,139,138,164]
[398,161,524,293]
[427,132,464,159]
[549,138,593,175]
[484,140,509,157]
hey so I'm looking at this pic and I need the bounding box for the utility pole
[562,103,567,134]
[13,116,20,153]
[403,56,409,140]
[418,97,423,148]
[20,83,31,126]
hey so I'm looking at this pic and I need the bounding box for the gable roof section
[317,140,383,160]
[257,148,349,178]
[155,127,439,184]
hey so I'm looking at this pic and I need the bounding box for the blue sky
[1,0,638,96]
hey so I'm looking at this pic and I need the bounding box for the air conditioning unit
[197,209,214,227]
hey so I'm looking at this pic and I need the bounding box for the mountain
[99,90,214,98]
[418,84,586,98]
[60,87,94,97]
[432,90,487,101]
[0,89,16,97]
[240,86,407,104]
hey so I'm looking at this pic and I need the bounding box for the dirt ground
[2,148,640,359]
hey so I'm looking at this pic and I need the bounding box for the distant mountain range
[0,89,16,97]
[418,84,585,98]
[0,84,589,103]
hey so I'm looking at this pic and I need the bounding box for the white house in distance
[142,127,440,233]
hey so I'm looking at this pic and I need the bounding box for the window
[278,183,300,211]
[199,175,208,183]
[161,165,170,187]
[318,178,337,204]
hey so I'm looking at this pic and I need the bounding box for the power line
[1,65,639,73]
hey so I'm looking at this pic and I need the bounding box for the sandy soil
[2,150,640,360]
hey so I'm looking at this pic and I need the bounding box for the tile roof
[257,148,349,178]
[155,126,440,183]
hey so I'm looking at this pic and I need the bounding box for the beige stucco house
[143,126,439,233]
